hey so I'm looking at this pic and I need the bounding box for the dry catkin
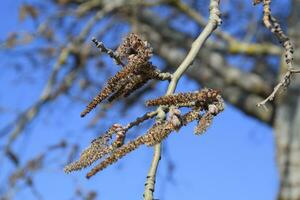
[142,121,174,146]
[195,112,214,134]
[168,107,182,130]
[142,108,202,146]
[122,75,150,97]
[80,63,140,117]
[67,31,227,180]
[146,89,220,107]
[67,93,224,177]
[116,33,153,63]
[64,138,110,173]
[195,96,225,134]
[64,124,123,172]
[81,34,168,117]
[111,125,126,148]
[86,136,144,178]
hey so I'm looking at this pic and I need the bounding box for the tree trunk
[275,1,300,199]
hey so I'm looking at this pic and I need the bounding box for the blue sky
[0,1,280,199]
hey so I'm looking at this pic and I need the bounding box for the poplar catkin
[81,33,169,117]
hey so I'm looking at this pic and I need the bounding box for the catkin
[81,33,168,117]
[64,124,123,172]
[146,89,220,107]
[86,136,144,178]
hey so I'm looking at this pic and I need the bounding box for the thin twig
[257,69,300,107]
[5,3,121,146]
[124,111,158,130]
[92,37,125,66]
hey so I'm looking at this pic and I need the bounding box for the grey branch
[136,9,273,124]
[143,0,222,199]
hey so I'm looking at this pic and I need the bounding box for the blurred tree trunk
[275,1,300,199]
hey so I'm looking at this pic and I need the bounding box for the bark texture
[275,1,300,199]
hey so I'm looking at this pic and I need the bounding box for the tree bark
[275,1,300,199]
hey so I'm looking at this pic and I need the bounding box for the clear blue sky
[0,0,281,199]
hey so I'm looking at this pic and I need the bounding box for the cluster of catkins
[80,33,171,117]
[65,33,224,178]
[65,86,224,178]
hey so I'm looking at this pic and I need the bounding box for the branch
[5,3,120,146]
[256,69,300,108]
[143,1,221,199]
[136,10,273,96]
[137,10,274,124]
[168,0,281,56]
[255,0,298,107]
[92,37,125,66]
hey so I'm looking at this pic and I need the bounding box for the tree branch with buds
[254,0,300,108]
[143,0,222,199]
[64,1,223,200]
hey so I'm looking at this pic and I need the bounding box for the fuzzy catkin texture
[81,108,202,177]
[146,88,220,107]
[71,87,225,177]
[116,33,153,63]
[142,108,202,146]
[81,33,165,117]
[195,112,214,134]
[111,125,126,148]
[68,94,225,177]
[168,107,182,130]
[64,138,110,173]
[181,109,202,125]
[142,121,174,146]
[86,137,144,178]
[64,124,125,173]
[195,95,225,134]
[142,92,225,147]
[80,62,140,117]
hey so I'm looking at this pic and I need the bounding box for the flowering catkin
[64,136,110,173]
[116,33,153,63]
[86,136,144,179]
[146,88,220,108]
[66,90,224,178]
[80,33,170,117]
[85,107,205,178]
[64,124,125,173]
[68,32,225,178]
[195,95,225,134]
